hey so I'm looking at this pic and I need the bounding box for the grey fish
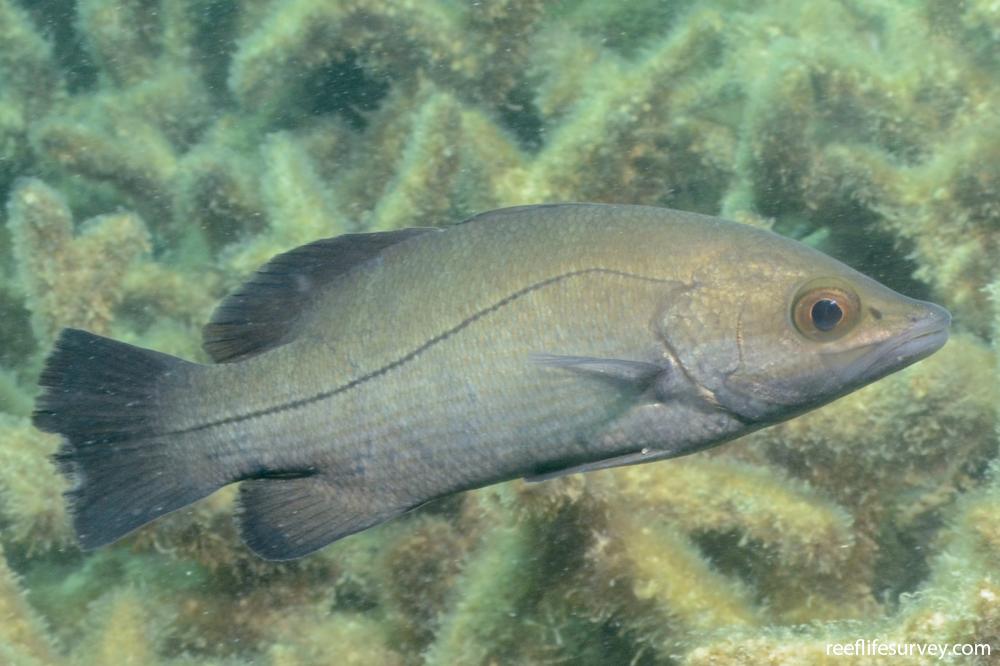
[33,204,951,560]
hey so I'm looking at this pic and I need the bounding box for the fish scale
[34,203,950,560]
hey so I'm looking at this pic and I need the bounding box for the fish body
[34,204,950,560]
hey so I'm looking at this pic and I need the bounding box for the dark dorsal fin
[203,227,440,363]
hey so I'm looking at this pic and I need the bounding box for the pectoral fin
[529,353,665,392]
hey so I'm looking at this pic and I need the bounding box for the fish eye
[811,299,842,331]
[791,280,860,341]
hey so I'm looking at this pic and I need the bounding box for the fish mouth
[879,326,949,365]
[855,303,951,381]
[884,300,951,360]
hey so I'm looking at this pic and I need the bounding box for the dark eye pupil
[811,298,843,331]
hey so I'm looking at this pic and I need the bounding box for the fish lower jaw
[880,327,949,367]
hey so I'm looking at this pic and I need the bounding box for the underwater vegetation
[0,0,997,663]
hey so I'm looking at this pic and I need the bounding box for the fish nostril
[908,303,952,330]
[921,303,952,327]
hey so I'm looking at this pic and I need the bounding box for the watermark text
[826,639,990,660]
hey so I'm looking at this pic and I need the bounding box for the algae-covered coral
[0,0,998,664]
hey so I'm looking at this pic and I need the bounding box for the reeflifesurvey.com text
[826,639,991,660]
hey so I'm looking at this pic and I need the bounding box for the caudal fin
[33,329,220,549]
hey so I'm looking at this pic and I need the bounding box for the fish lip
[855,311,951,380]
[880,302,952,362]
[878,326,949,365]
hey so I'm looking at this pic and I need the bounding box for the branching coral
[0,543,61,666]
[0,0,59,193]
[265,609,405,666]
[7,177,151,347]
[684,464,1000,665]
[0,367,32,416]
[0,0,997,664]
[0,414,68,550]
[228,0,545,120]
[423,513,541,665]
[895,463,1000,659]
[76,587,161,665]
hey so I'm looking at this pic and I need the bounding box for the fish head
[659,234,951,424]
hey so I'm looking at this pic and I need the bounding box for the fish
[32,203,951,560]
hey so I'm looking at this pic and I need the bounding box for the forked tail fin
[33,329,222,549]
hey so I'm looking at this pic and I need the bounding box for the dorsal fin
[204,227,439,363]
[454,203,577,225]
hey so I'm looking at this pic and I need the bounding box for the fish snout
[882,299,952,367]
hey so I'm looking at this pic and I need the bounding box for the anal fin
[236,476,410,560]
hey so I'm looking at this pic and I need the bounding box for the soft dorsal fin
[204,227,439,363]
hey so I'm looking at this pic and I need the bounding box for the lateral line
[167,267,674,435]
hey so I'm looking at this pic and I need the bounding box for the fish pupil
[811,298,843,331]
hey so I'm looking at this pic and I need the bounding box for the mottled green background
[0,0,998,664]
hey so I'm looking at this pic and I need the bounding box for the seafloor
[0,1,998,664]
